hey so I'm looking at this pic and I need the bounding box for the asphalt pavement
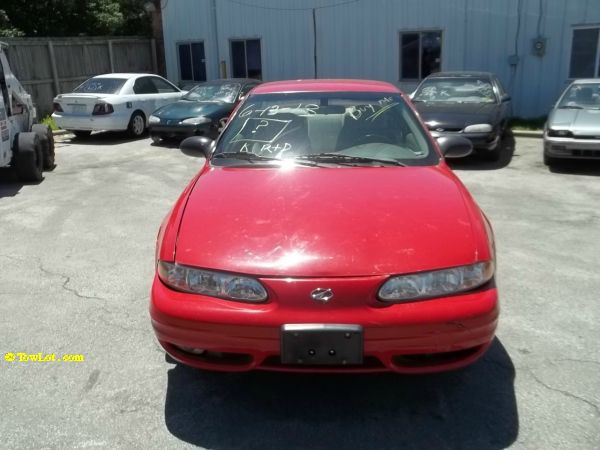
[0,132,598,449]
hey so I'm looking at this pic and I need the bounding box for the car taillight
[92,103,114,115]
[53,102,63,113]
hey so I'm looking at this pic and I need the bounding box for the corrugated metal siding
[162,0,600,117]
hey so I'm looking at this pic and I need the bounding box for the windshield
[73,78,126,94]
[558,83,600,109]
[213,92,438,166]
[413,78,497,104]
[183,82,241,103]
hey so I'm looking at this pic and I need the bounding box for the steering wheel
[354,133,395,146]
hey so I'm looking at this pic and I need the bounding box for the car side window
[133,77,158,94]
[150,77,179,93]
[494,77,507,97]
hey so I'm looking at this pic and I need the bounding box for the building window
[400,31,442,80]
[230,39,262,80]
[569,28,600,78]
[177,42,206,82]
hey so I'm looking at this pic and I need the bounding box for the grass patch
[41,115,59,131]
[509,116,546,131]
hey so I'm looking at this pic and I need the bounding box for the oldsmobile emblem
[310,288,334,303]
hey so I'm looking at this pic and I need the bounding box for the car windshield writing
[74,78,126,94]
[184,83,241,103]
[214,92,438,166]
[414,78,496,103]
[558,83,600,109]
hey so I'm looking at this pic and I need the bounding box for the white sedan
[52,73,184,138]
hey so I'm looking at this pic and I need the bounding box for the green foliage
[0,0,153,37]
[0,9,24,37]
[40,115,58,131]
[509,116,547,131]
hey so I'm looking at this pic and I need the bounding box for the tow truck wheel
[32,124,56,171]
[15,132,43,182]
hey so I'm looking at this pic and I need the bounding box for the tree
[0,0,152,37]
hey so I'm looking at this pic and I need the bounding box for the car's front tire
[72,130,92,139]
[543,152,558,168]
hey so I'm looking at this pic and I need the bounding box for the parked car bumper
[149,122,216,140]
[544,134,600,159]
[52,112,130,132]
[150,275,498,373]
[430,130,500,152]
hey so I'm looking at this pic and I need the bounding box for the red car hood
[175,165,478,277]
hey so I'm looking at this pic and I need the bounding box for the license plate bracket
[281,324,363,365]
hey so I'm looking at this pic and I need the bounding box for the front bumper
[150,275,498,373]
[544,134,600,159]
[52,112,129,132]
[149,122,216,140]
[430,130,500,151]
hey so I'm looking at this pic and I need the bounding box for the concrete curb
[511,129,543,138]
[52,129,70,136]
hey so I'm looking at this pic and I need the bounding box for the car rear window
[73,78,127,94]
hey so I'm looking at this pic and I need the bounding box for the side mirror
[179,136,214,158]
[501,94,511,102]
[436,136,473,159]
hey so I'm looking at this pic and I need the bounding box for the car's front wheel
[72,130,92,139]
[128,111,146,138]
[543,152,557,168]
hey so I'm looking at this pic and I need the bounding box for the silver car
[544,79,600,166]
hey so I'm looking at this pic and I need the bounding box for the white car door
[149,76,183,109]
[132,76,160,119]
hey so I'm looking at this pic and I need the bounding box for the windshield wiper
[558,105,584,109]
[212,152,321,167]
[296,153,406,166]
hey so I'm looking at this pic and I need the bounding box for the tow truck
[0,41,55,182]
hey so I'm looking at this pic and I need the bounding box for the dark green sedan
[148,79,260,144]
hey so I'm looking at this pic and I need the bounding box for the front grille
[571,149,600,158]
[260,355,385,370]
[430,127,463,133]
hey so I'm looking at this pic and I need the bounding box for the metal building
[161,0,600,118]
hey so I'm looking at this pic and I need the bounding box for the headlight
[378,261,494,302]
[148,115,160,124]
[547,129,572,138]
[157,261,268,303]
[463,123,493,133]
[181,117,211,125]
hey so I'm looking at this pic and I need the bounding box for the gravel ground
[0,132,598,449]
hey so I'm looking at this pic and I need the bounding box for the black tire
[73,130,92,139]
[32,123,56,171]
[479,146,501,161]
[543,153,557,167]
[15,132,43,182]
[128,111,146,137]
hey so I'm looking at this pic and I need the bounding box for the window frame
[229,38,263,80]
[568,25,600,80]
[398,29,443,81]
[176,40,207,83]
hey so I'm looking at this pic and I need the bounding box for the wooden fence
[4,37,158,117]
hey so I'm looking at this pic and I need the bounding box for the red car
[150,79,498,374]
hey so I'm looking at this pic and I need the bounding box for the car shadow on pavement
[164,338,518,450]
[63,131,148,145]
[0,168,40,197]
[549,159,600,177]
[447,132,516,171]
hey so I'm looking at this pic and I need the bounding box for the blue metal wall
[162,0,600,117]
